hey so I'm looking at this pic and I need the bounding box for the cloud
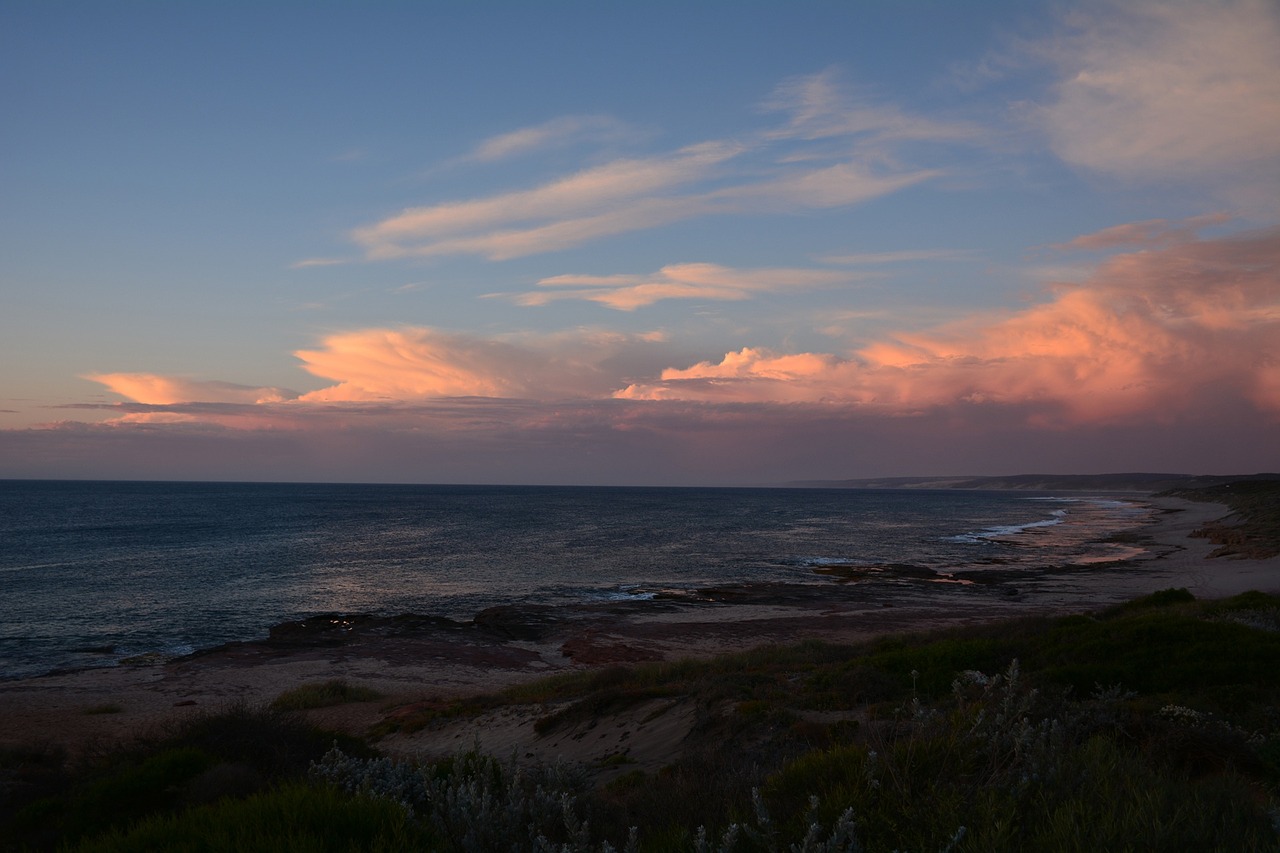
[44,224,1280,483]
[86,223,1279,433]
[81,221,1279,438]
[515,262,856,310]
[616,225,1280,425]
[347,70,970,262]
[293,327,664,402]
[289,257,349,269]
[1032,0,1280,206]
[354,157,937,262]
[351,142,743,260]
[84,374,299,405]
[14,392,1275,485]
[1055,214,1232,251]
[762,67,982,145]
[464,115,632,162]
[708,162,938,210]
[821,249,975,265]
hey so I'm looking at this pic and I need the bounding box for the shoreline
[2,493,1276,756]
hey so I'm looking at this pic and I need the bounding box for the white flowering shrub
[310,746,634,852]
[311,745,903,853]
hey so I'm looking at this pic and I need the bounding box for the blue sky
[2,1,1278,484]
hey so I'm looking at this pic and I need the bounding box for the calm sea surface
[0,481,1154,679]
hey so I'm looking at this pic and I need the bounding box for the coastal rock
[265,613,470,647]
[560,629,664,664]
[267,614,374,646]
[473,605,564,642]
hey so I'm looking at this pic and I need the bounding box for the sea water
[0,481,1153,679]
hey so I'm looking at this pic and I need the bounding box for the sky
[1,0,1278,485]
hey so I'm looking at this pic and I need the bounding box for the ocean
[0,480,1155,680]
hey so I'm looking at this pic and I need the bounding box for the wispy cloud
[348,70,973,262]
[463,115,632,162]
[515,262,857,310]
[289,257,350,269]
[1054,214,1232,251]
[822,249,975,265]
[352,142,743,260]
[1030,0,1280,208]
[762,67,982,145]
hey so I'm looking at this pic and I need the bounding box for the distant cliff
[787,472,1280,492]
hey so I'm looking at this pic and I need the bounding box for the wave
[946,509,1067,544]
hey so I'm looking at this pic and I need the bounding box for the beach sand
[1,494,1275,769]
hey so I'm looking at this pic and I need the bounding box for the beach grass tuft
[269,679,384,712]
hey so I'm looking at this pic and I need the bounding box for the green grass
[269,679,384,711]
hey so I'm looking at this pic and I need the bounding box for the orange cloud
[616,226,1280,425]
[82,225,1279,437]
[294,327,661,402]
[85,374,298,405]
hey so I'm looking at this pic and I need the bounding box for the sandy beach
[1,494,1276,768]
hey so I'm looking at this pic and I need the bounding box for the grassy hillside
[5,589,1280,851]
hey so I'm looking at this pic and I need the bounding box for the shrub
[69,782,424,852]
[270,679,384,711]
[310,746,631,852]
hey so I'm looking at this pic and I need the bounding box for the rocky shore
[2,494,1277,759]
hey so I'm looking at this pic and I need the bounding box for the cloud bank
[85,223,1279,431]
[617,225,1280,425]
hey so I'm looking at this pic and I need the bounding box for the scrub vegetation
[4,590,1280,851]
[269,678,385,712]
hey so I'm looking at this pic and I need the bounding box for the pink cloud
[11,394,1275,485]
[1055,214,1232,251]
[293,327,662,402]
[66,222,1278,486]
[617,226,1280,425]
[84,374,298,405]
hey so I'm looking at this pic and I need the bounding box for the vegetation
[269,678,384,712]
[1161,478,1280,558]
[4,590,1280,851]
